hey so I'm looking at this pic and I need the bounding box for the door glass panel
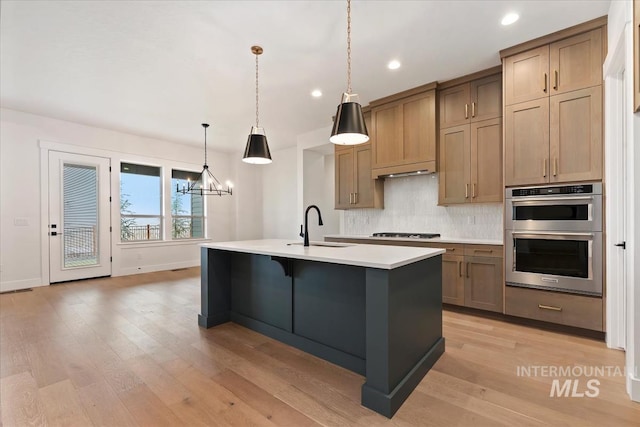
[514,238,588,278]
[513,204,589,221]
[63,163,99,267]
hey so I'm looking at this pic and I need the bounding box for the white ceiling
[1,0,611,153]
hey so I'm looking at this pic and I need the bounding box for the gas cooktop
[371,232,441,239]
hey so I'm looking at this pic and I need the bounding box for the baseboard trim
[115,260,199,276]
[628,372,640,402]
[0,278,46,293]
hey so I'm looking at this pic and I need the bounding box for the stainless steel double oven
[505,182,602,296]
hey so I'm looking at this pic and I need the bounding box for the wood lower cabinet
[442,254,464,305]
[464,256,503,313]
[505,286,603,331]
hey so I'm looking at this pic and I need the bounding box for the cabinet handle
[466,262,470,278]
[543,73,547,93]
[543,159,547,178]
[474,249,493,253]
[553,158,558,177]
[354,193,358,204]
[458,261,462,277]
[465,183,469,198]
[350,193,354,204]
[471,102,476,118]
[465,103,469,119]
[538,304,562,312]
[446,247,456,252]
[553,70,558,90]
[472,183,476,198]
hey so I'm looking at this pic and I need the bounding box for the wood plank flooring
[1,268,637,426]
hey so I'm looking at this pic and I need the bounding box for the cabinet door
[439,84,470,129]
[464,256,503,313]
[471,74,502,122]
[334,147,354,209]
[442,254,464,306]
[438,125,470,205]
[372,102,403,168]
[504,46,550,105]
[471,118,502,203]
[550,86,602,182]
[505,98,550,186]
[549,28,603,95]
[403,91,436,164]
[353,144,374,207]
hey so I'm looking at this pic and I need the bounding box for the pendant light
[330,0,369,145]
[243,45,273,164]
[177,123,233,196]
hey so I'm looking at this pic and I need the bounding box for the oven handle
[510,231,594,241]
[511,196,593,205]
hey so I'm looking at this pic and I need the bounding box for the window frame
[119,162,163,242]
[170,169,206,240]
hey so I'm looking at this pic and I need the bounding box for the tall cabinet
[502,20,606,186]
[438,68,503,205]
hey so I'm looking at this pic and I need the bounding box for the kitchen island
[199,239,445,418]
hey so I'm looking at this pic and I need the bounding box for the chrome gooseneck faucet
[300,205,323,247]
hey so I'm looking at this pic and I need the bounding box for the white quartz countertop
[201,239,445,270]
[323,234,503,246]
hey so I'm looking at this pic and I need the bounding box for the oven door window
[514,238,589,278]
[513,204,589,221]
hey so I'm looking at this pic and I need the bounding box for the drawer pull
[458,261,462,277]
[474,249,493,253]
[466,262,470,278]
[538,304,562,312]
[446,247,456,251]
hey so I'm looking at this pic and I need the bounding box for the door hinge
[109,196,112,202]
[109,166,112,172]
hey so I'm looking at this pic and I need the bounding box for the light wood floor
[1,268,638,427]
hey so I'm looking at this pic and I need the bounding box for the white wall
[343,174,503,240]
[0,108,236,291]
[606,0,640,402]
[262,146,298,239]
[302,150,340,241]
[230,158,264,240]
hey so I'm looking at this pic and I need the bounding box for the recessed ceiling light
[311,89,322,98]
[387,60,401,70]
[501,12,519,26]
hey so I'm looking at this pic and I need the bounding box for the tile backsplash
[343,174,503,240]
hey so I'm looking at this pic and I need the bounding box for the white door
[49,151,111,283]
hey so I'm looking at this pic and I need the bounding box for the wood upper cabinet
[550,86,603,182]
[470,118,502,203]
[371,88,437,177]
[464,256,503,313]
[334,143,383,209]
[335,111,383,210]
[549,28,603,95]
[438,125,470,205]
[505,98,550,186]
[442,254,464,305]
[439,74,501,129]
[504,46,550,105]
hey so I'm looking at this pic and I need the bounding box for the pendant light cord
[346,0,352,94]
[203,125,208,167]
[255,53,260,128]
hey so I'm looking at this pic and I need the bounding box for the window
[171,170,205,239]
[120,162,162,241]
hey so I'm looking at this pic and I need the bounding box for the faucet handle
[299,224,304,238]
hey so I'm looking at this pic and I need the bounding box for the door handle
[466,262,470,278]
[543,73,547,93]
[553,158,558,177]
[543,159,547,178]
[458,261,462,277]
[354,193,358,204]
[553,70,558,90]
[465,184,469,198]
[465,104,469,119]
[472,183,476,198]
[49,232,62,236]
[471,102,476,118]
[349,193,354,204]
[538,304,562,312]
[615,242,626,249]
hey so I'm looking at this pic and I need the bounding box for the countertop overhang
[323,234,503,246]
[201,239,445,270]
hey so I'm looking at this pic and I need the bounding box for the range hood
[378,169,436,179]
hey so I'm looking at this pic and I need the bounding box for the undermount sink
[287,242,353,248]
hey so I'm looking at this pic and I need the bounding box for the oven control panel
[511,184,594,197]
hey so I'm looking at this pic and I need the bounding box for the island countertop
[201,239,445,270]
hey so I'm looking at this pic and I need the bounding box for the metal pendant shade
[243,127,272,164]
[330,98,369,145]
[243,45,273,164]
[330,0,368,145]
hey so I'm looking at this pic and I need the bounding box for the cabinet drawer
[505,286,603,331]
[464,245,502,257]
[420,243,464,255]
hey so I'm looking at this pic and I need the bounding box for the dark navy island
[198,239,445,418]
